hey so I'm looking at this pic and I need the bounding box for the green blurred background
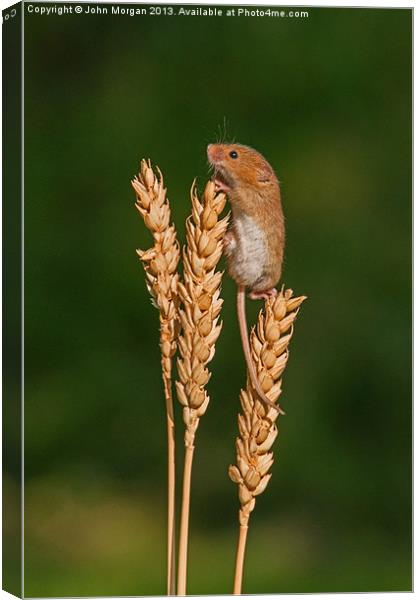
[11,4,413,596]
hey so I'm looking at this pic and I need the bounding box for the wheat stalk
[175,180,229,595]
[132,160,180,595]
[228,287,306,594]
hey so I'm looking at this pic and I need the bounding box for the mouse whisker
[218,122,223,144]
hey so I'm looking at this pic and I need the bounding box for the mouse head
[207,143,277,194]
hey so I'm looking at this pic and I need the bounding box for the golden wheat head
[175,180,230,447]
[229,288,306,525]
[132,160,180,381]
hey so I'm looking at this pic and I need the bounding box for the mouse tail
[236,286,285,415]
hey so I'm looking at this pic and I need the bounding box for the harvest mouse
[207,143,285,414]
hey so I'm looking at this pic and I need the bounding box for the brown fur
[207,143,285,292]
[207,143,286,413]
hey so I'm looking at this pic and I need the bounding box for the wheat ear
[175,180,229,595]
[228,287,306,595]
[132,160,180,595]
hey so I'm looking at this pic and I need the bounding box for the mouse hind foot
[248,287,277,301]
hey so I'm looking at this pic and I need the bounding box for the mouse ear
[257,164,273,183]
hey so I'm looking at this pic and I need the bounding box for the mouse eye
[229,151,238,159]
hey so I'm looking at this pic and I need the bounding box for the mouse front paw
[214,177,230,194]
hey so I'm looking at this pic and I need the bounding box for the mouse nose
[207,143,220,163]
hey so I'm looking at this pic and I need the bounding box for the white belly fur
[229,208,268,287]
